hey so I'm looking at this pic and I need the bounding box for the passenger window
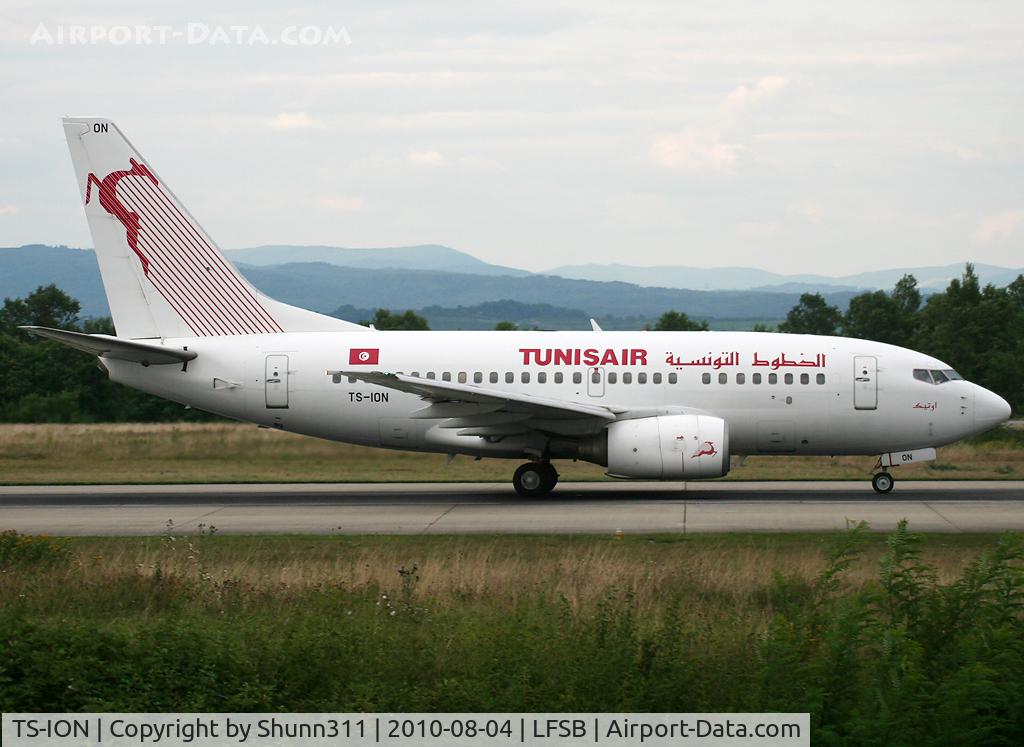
[458,372,467,383]
[718,372,727,384]
[347,376,356,384]
[653,373,662,384]
[427,372,436,380]
[505,372,514,384]
[800,373,809,385]
[753,373,762,384]
[668,373,677,384]
[538,372,547,384]
[442,372,452,382]
[768,373,777,384]
[555,372,564,384]
[572,372,582,384]
[411,372,420,378]
[816,373,825,385]
[522,372,530,383]
[607,372,617,384]
[784,373,793,385]
[736,373,745,385]
[623,372,633,384]
[474,372,483,384]
[702,373,711,384]
[490,372,498,384]
[591,370,600,384]
[638,373,647,384]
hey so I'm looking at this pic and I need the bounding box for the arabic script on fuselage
[663,352,827,370]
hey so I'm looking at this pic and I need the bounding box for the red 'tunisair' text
[519,348,648,366]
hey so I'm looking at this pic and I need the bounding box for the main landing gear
[513,462,559,497]
[871,471,895,494]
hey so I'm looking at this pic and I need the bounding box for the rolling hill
[225,244,527,276]
[547,261,1023,292]
[1,244,843,327]
[6,244,1015,330]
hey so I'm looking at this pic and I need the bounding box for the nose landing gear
[513,462,559,497]
[871,471,895,494]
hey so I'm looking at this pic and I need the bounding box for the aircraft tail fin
[62,116,366,339]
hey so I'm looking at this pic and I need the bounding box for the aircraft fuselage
[106,330,1007,461]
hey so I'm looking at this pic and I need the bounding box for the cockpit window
[914,368,964,385]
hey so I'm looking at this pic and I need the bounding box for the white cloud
[786,199,824,223]
[268,112,325,130]
[0,204,19,216]
[737,221,783,241]
[651,131,743,172]
[408,150,446,166]
[974,210,1024,243]
[934,142,980,162]
[319,196,364,212]
[651,77,788,174]
[726,76,789,107]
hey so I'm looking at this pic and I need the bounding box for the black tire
[540,462,559,492]
[872,472,895,494]
[514,462,552,497]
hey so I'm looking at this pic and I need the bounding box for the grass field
[28,530,1017,612]
[1,422,1022,484]
[1,526,1022,744]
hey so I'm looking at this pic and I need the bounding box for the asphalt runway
[1,481,1023,535]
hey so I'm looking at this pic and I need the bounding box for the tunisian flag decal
[348,348,380,365]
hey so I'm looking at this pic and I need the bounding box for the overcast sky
[1,0,1022,274]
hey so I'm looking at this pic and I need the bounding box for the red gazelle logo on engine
[692,441,718,458]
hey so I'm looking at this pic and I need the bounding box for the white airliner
[26,117,1012,495]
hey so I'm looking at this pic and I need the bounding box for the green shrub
[0,530,71,569]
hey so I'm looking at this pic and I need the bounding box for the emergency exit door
[853,356,877,410]
[265,355,289,408]
[588,366,605,397]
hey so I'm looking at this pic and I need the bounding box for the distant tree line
[358,308,430,330]
[0,286,217,422]
[1,264,1020,422]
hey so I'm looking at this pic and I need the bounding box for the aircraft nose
[975,387,1012,433]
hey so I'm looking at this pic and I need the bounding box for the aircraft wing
[19,326,197,366]
[341,371,622,434]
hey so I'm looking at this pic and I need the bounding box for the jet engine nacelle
[607,414,729,479]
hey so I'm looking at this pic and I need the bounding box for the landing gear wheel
[540,462,559,492]
[513,462,555,497]
[872,472,895,494]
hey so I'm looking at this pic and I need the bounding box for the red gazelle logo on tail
[85,158,158,275]
[691,440,718,459]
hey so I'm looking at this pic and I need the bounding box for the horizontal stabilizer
[20,326,197,366]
